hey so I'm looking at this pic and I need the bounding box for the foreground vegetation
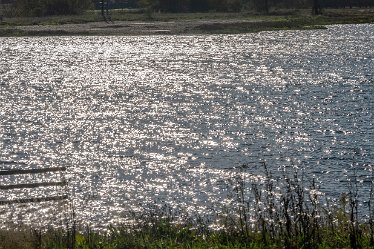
[2,217,374,249]
[1,165,373,249]
[0,220,373,249]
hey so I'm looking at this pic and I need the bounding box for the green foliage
[14,0,92,17]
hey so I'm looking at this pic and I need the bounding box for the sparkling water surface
[0,24,373,229]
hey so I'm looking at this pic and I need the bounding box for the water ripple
[0,24,373,229]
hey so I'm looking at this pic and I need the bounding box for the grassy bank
[0,8,373,36]
[1,165,373,249]
[1,220,374,249]
[1,216,374,248]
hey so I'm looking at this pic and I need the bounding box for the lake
[0,24,373,230]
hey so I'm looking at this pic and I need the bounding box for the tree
[190,0,209,12]
[138,0,158,18]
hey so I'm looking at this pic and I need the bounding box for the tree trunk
[264,0,269,13]
[0,0,3,21]
[312,0,321,15]
[255,0,269,13]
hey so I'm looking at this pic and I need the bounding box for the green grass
[0,219,373,249]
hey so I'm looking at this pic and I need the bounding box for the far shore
[0,8,373,36]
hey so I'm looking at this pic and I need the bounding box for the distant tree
[138,0,243,13]
[158,0,190,12]
[140,0,191,13]
[227,0,242,12]
[139,0,158,18]
[134,0,374,13]
[207,0,242,12]
[190,0,210,12]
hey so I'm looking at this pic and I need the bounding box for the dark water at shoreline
[0,24,373,229]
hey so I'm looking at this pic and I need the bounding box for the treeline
[320,0,374,8]
[137,0,374,13]
[139,0,309,12]
[4,0,374,17]
[10,0,92,16]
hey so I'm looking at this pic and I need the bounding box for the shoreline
[0,8,373,37]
